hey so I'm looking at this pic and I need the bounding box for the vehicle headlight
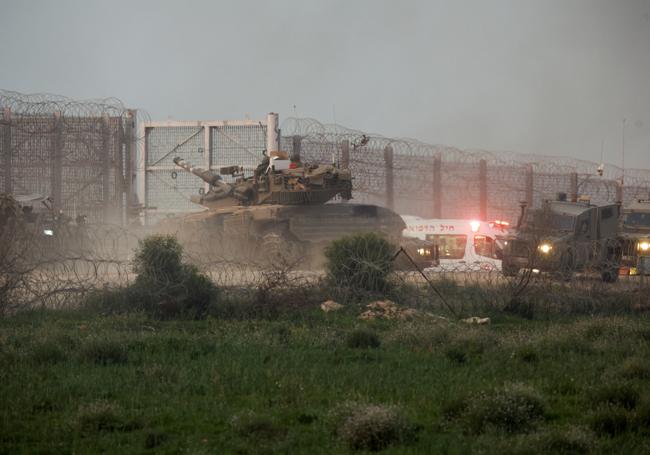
[638,241,650,252]
[538,243,552,254]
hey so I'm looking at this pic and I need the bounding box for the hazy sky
[1,0,649,169]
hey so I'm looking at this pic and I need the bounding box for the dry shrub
[329,402,417,451]
[458,384,546,434]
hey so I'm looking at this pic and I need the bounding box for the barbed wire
[281,117,650,222]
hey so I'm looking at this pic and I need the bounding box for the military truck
[619,199,650,275]
[160,154,406,266]
[501,194,621,281]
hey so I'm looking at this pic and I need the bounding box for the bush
[79,338,128,365]
[347,329,381,349]
[87,235,218,319]
[329,402,416,451]
[133,234,184,281]
[324,232,395,293]
[462,384,546,434]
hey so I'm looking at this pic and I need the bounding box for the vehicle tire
[559,251,574,281]
[601,268,619,283]
[502,264,520,277]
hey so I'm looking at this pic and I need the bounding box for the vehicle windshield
[624,212,650,228]
[545,213,575,231]
[425,234,467,259]
[474,235,498,259]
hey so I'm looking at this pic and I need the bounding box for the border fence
[0,90,137,224]
[141,116,650,226]
[281,118,650,223]
[2,89,649,227]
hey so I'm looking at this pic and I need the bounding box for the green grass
[1,307,649,453]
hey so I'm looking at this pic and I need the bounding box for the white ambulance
[401,216,509,272]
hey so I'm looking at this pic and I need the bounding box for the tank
[159,154,406,266]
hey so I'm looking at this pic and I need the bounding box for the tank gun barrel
[173,157,221,186]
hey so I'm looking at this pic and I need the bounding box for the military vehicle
[501,193,621,281]
[619,199,650,275]
[0,193,86,253]
[161,154,406,265]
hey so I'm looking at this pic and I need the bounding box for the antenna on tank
[621,118,626,186]
[597,140,604,177]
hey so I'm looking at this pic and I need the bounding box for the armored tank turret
[159,152,405,267]
[172,153,353,208]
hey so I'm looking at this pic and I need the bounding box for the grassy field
[2,302,650,454]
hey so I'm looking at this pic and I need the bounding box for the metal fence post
[384,145,394,210]
[432,154,442,218]
[2,107,11,193]
[479,159,487,220]
[203,123,210,195]
[102,114,111,221]
[51,112,64,212]
[292,135,302,163]
[115,117,124,224]
[525,164,534,208]
[341,139,349,169]
[569,172,578,202]
[125,110,136,219]
[616,181,623,203]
